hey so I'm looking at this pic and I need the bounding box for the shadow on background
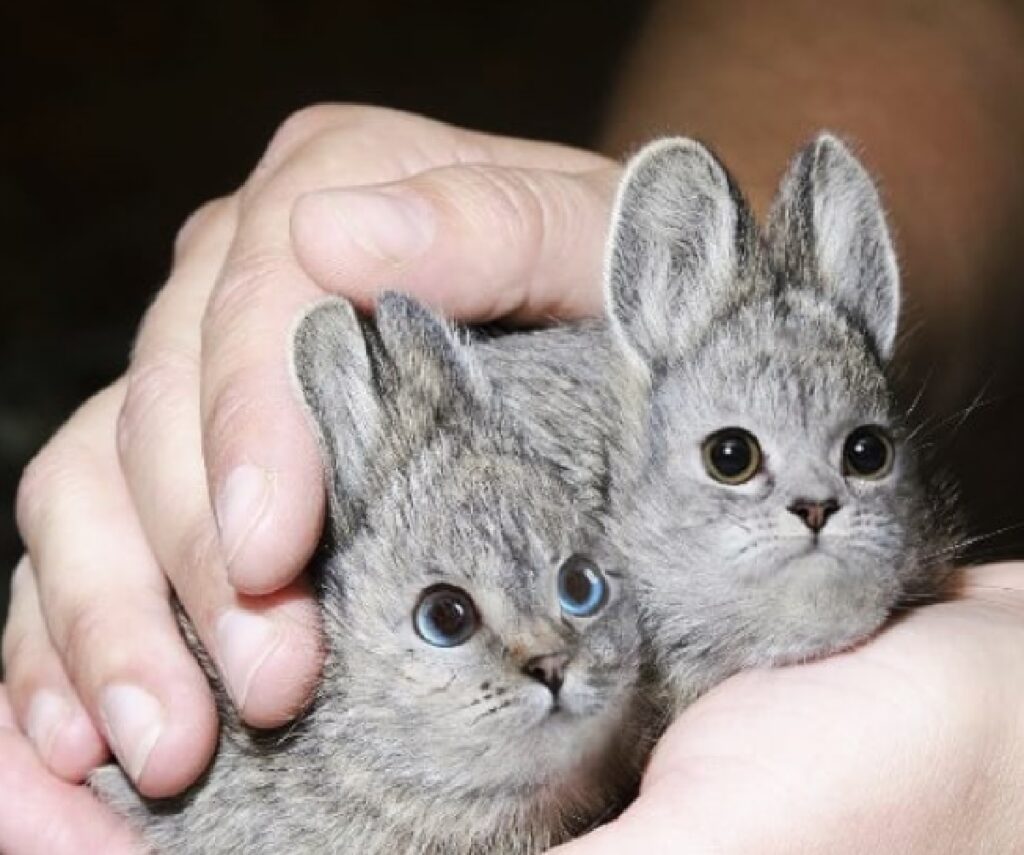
[0,2,651,623]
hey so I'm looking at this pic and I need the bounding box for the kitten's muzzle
[788,498,840,533]
[523,652,570,697]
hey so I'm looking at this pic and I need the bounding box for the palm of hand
[3,564,1022,853]
[554,563,1024,854]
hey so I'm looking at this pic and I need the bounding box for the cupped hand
[2,105,618,797]
[4,564,1022,852]
[0,684,139,854]
[554,562,1024,854]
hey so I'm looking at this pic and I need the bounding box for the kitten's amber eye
[557,554,608,618]
[702,428,762,485]
[414,585,478,648]
[843,426,894,479]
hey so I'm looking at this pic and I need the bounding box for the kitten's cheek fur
[753,557,901,663]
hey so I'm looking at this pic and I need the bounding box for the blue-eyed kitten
[90,294,650,854]
[602,134,959,705]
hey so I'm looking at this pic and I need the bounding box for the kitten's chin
[762,550,897,664]
[517,694,635,790]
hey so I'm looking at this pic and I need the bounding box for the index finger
[200,120,456,594]
[201,113,610,595]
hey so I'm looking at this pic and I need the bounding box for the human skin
[5,0,1024,848]
[4,564,1024,852]
[552,564,1024,854]
[3,107,619,797]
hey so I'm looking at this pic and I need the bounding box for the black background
[3,2,1023,633]
[0,2,651,624]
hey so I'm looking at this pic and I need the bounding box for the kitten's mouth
[768,538,818,564]
[782,547,845,571]
[771,542,872,587]
[778,537,849,565]
[543,697,575,720]
[536,694,594,725]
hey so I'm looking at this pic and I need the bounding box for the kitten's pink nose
[788,498,840,533]
[523,653,570,696]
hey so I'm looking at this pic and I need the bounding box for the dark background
[3,2,1023,631]
[0,2,652,624]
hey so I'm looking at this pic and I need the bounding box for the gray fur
[767,133,901,360]
[91,294,651,854]
[601,134,957,704]
[472,134,955,707]
[604,137,749,377]
[92,133,958,848]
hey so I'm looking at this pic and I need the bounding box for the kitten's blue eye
[557,555,608,618]
[414,585,478,648]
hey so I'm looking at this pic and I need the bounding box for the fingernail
[303,188,436,263]
[216,609,282,714]
[99,685,163,783]
[25,689,71,765]
[216,464,275,572]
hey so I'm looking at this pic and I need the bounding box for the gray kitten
[597,133,958,705]
[91,132,957,850]
[91,294,650,854]
[472,133,957,709]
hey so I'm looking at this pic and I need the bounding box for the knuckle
[254,104,420,192]
[58,595,112,677]
[173,196,235,261]
[323,103,423,139]
[170,519,222,610]
[14,389,118,539]
[264,104,359,164]
[15,445,66,537]
[203,369,264,467]
[478,167,596,284]
[118,347,197,460]
[203,247,281,333]
[466,165,546,262]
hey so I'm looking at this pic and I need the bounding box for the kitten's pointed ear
[605,137,747,373]
[769,133,900,361]
[292,297,382,536]
[375,291,490,414]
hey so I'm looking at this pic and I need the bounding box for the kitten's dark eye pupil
[414,585,478,647]
[702,428,761,485]
[712,438,750,476]
[843,426,894,478]
[563,568,591,603]
[428,598,467,636]
[849,435,884,469]
[557,555,608,618]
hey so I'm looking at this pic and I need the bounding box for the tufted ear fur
[293,298,383,540]
[373,291,491,420]
[767,132,900,361]
[296,298,387,540]
[292,293,491,541]
[605,137,748,374]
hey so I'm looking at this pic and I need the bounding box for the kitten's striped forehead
[679,290,892,431]
[373,443,582,606]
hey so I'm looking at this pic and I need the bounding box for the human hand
[5,565,1021,852]
[2,105,618,798]
[554,562,1024,854]
[0,684,139,855]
